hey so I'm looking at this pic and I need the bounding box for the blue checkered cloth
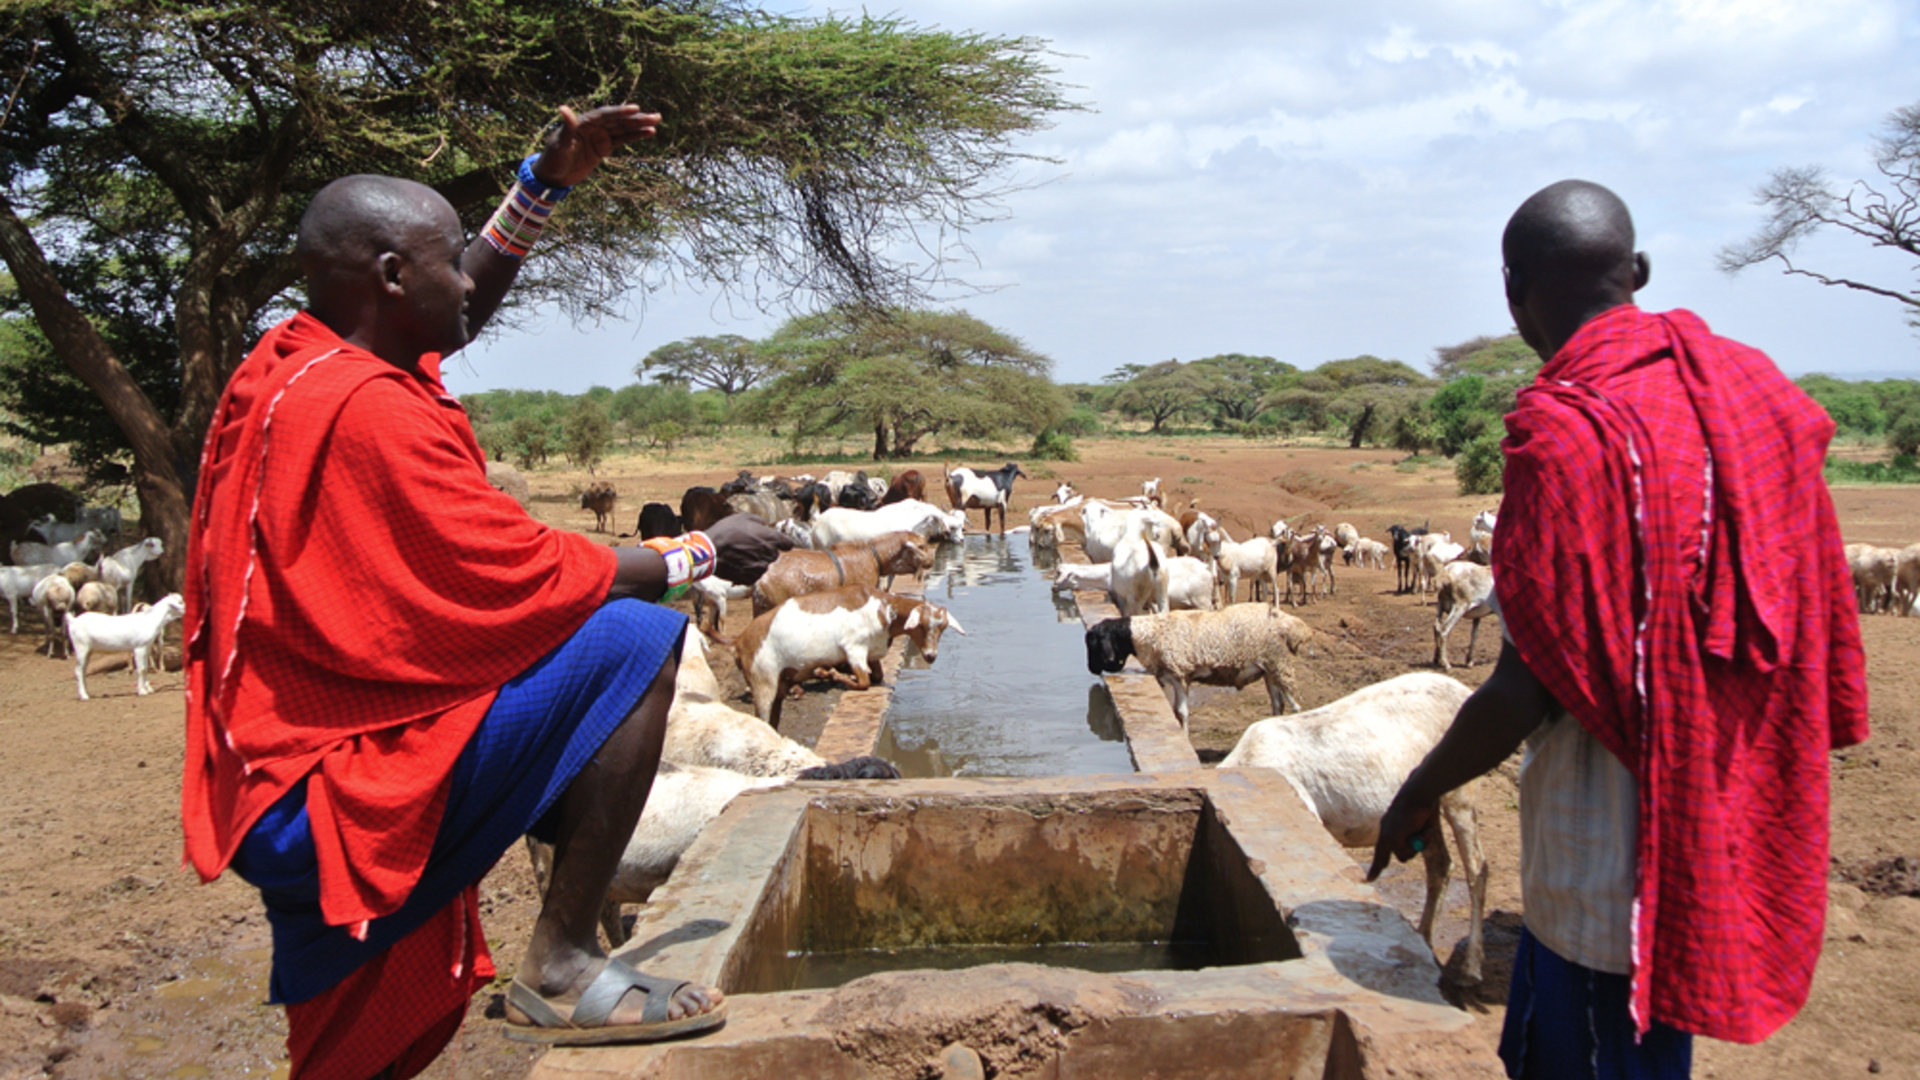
[231,598,687,1004]
[1500,926,1694,1079]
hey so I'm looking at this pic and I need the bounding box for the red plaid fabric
[1494,305,1868,1043]
[284,885,495,1080]
[182,312,615,926]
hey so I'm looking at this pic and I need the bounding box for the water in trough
[878,534,1135,778]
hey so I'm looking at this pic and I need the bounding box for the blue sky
[446,0,1920,395]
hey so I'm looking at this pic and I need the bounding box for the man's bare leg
[508,655,722,1025]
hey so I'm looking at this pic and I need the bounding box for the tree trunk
[1348,404,1375,449]
[0,198,191,593]
[873,422,889,460]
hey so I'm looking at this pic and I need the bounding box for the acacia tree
[1187,353,1292,428]
[636,334,773,398]
[1719,100,1920,329]
[751,307,1061,458]
[0,0,1073,588]
[1112,360,1204,433]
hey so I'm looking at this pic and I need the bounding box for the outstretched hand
[530,104,662,189]
[702,514,794,586]
[1366,792,1440,882]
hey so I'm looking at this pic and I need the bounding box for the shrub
[1455,431,1505,495]
[1030,426,1078,462]
[1827,453,1920,484]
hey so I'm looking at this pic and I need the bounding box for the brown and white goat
[751,531,934,616]
[730,585,965,728]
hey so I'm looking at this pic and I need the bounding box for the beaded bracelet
[641,530,717,603]
[480,154,573,259]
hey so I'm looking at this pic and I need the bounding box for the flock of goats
[1,507,178,700]
[584,461,1502,981]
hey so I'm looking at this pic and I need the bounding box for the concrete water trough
[527,536,1475,1079]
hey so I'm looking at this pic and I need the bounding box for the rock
[937,1042,985,1080]
[1829,881,1870,912]
[486,461,530,507]
[1826,905,1862,942]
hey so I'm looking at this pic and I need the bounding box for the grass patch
[1828,454,1920,484]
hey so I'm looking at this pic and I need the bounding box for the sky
[446,0,1920,396]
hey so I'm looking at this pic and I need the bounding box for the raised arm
[462,104,662,338]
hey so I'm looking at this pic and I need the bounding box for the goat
[1206,525,1280,607]
[69,593,185,700]
[1466,509,1497,565]
[1051,562,1113,594]
[97,537,164,612]
[750,531,934,616]
[944,462,1028,534]
[1412,532,1456,595]
[12,529,106,569]
[75,580,118,616]
[1141,477,1162,506]
[726,490,790,527]
[880,469,926,505]
[32,572,76,657]
[1850,543,1899,614]
[678,486,734,532]
[730,585,964,728]
[1082,501,1185,563]
[810,499,966,548]
[1109,527,1167,617]
[1283,531,1320,606]
[1895,543,1920,617]
[579,482,617,532]
[1164,555,1218,611]
[1347,537,1390,570]
[1433,562,1496,670]
[835,480,879,510]
[1386,523,1427,593]
[1053,482,1076,504]
[634,502,682,540]
[1085,603,1311,727]
[1221,672,1487,983]
[1332,522,1359,563]
[689,577,753,636]
[1,562,57,634]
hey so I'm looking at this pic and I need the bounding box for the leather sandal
[504,957,727,1046]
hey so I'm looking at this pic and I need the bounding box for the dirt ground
[2,434,1917,1079]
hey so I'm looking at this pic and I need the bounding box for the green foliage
[751,307,1063,458]
[608,383,698,444]
[1432,334,1540,381]
[1029,426,1078,461]
[1455,431,1506,495]
[647,420,684,451]
[637,335,774,398]
[1053,406,1104,437]
[562,398,613,472]
[1112,360,1205,433]
[1828,453,1920,483]
[508,415,555,470]
[1187,353,1294,428]
[1797,374,1888,435]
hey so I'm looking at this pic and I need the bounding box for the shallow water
[880,535,1133,778]
[782,940,1215,991]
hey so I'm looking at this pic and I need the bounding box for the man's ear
[1502,263,1524,306]
[1632,251,1650,293]
[377,251,406,297]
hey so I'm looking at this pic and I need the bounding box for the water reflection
[883,536,1134,778]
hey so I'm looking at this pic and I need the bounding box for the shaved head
[1501,180,1647,359]
[295,175,472,366]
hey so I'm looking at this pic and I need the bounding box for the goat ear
[945,612,967,636]
[903,606,923,630]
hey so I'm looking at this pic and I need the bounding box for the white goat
[97,536,165,612]
[12,529,106,569]
[1164,555,1218,611]
[32,573,76,657]
[1895,543,1920,618]
[1,562,57,633]
[1432,562,1495,671]
[1081,501,1184,563]
[1467,510,1497,565]
[810,499,966,548]
[69,593,184,700]
[1347,538,1390,570]
[1207,526,1279,607]
[1051,561,1113,595]
[1085,603,1312,727]
[1141,477,1162,505]
[1412,532,1456,595]
[689,576,753,635]
[75,580,119,616]
[1221,672,1487,984]
[1849,543,1899,614]
[1109,525,1168,617]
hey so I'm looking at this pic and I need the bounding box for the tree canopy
[1719,99,1920,331]
[0,0,1075,587]
[749,307,1064,458]
[1111,360,1205,433]
[637,334,773,398]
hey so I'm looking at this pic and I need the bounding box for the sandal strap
[573,957,691,1029]
[507,978,573,1030]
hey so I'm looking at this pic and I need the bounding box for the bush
[1455,431,1505,495]
[1828,453,1920,483]
[1029,426,1079,462]
[1054,406,1103,437]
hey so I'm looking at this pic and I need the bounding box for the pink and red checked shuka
[1492,304,1869,1043]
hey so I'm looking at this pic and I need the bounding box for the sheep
[32,572,76,657]
[69,592,185,700]
[727,489,792,526]
[750,531,935,616]
[1109,527,1168,617]
[1051,561,1113,595]
[1432,562,1495,671]
[730,585,965,728]
[579,482,617,532]
[809,499,966,548]
[1,562,57,633]
[12,529,106,569]
[944,462,1029,535]
[1084,603,1311,728]
[880,469,927,505]
[1332,522,1359,562]
[1220,672,1487,983]
[1164,555,1218,611]
[97,537,165,612]
[75,580,118,616]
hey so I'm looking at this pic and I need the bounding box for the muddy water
[782,940,1215,991]
[879,535,1134,778]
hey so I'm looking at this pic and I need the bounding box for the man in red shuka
[183,105,792,1079]
[1370,180,1868,1079]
